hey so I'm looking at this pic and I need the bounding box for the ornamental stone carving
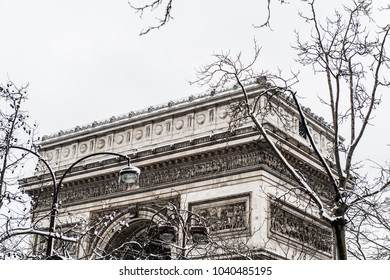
[97,139,105,150]
[34,145,334,209]
[45,151,53,162]
[134,129,143,140]
[196,114,206,125]
[175,119,184,130]
[62,148,70,158]
[36,179,135,209]
[270,202,332,254]
[155,125,163,135]
[139,148,334,201]
[79,143,88,154]
[115,134,124,145]
[219,109,228,119]
[193,201,247,233]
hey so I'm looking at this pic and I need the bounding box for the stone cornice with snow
[36,82,335,173]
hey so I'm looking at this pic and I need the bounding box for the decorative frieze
[139,147,334,201]
[139,149,261,187]
[36,179,138,209]
[34,145,334,209]
[270,202,332,254]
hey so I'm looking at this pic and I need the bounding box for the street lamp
[7,145,140,258]
[189,225,209,245]
[118,165,141,184]
[147,203,209,259]
[157,225,177,244]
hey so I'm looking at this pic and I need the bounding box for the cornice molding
[39,81,333,145]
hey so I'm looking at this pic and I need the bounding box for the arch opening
[102,218,172,260]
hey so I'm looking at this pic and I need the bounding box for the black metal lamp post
[8,145,140,258]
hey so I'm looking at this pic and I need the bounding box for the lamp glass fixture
[119,165,140,184]
[190,226,209,245]
[158,225,177,243]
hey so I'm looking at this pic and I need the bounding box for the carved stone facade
[190,194,250,234]
[270,201,333,255]
[21,82,336,259]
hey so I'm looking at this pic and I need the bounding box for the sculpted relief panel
[269,202,333,254]
[190,195,249,235]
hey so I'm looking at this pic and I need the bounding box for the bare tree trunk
[333,219,347,260]
[332,204,348,260]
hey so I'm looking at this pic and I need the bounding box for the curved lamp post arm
[46,152,132,257]
[57,152,130,187]
[5,146,135,258]
[7,145,57,193]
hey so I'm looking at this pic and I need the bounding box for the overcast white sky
[0,0,389,162]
